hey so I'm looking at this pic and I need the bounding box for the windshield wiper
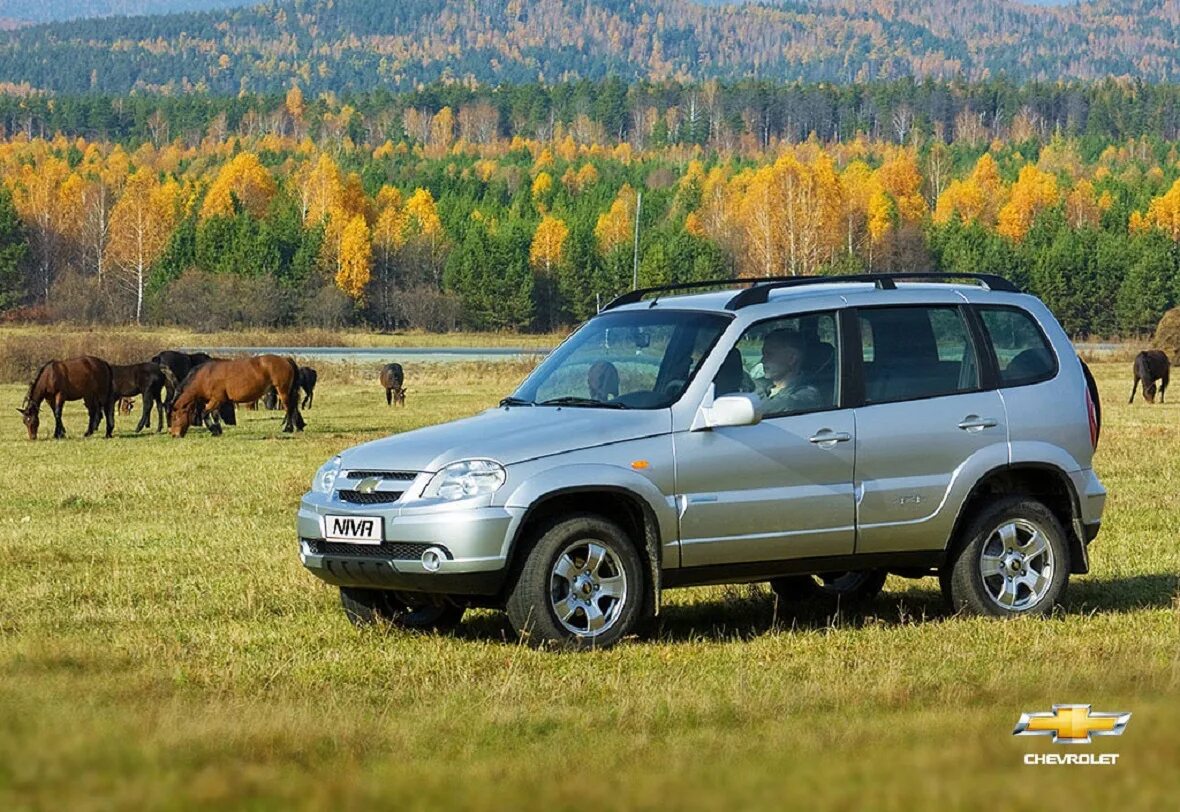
[537,396,628,409]
[499,396,535,407]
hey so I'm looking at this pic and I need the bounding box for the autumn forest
[2,74,1180,336]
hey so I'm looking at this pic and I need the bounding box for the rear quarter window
[977,306,1058,386]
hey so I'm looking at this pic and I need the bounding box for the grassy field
[0,358,1177,811]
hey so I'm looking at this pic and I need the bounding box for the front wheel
[944,497,1070,617]
[339,587,465,633]
[506,514,645,650]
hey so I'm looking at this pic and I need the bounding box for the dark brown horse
[170,354,305,437]
[262,366,317,410]
[19,356,114,440]
[1129,350,1170,403]
[111,362,178,433]
[380,363,406,407]
[154,350,236,427]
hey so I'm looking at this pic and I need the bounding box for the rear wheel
[339,587,465,633]
[769,569,887,609]
[944,496,1069,617]
[506,514,645,650]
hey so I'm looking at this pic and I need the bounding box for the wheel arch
[946,463,1089,574]
[505,485,663,616]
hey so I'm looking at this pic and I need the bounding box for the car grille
[338,490,403,505]
[303,539,443,560]
[343,470,418,481]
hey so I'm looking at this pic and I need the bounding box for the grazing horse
[111,362,179,433]
[1129,350,1170,403]
[587,360,620,402]
[170,354,305,438]
[117,398,135,416]
[298,366,317,408]
[380,363,406,407]
[153,350,236,427]
[18,356,114,440]
[262,367,316,410]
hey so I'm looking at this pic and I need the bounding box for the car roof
[608,281,998,313]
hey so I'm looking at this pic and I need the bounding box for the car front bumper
[297,493,524,595]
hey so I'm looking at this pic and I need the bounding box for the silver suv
[297,273,1105,648]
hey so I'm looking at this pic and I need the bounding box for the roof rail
[725,272,1019,309]
[602,276,771,311]
[601,272,1018,312]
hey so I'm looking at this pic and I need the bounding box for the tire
[339,587,465,633]
[506,514,645,650]
[944,496,1070,617]
[769,569,887,609]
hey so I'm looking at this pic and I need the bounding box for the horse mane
[21,360,54,410]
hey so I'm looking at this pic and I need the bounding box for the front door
[674,310,857,567]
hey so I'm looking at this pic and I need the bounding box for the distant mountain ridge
[0,1,253,24]
[0,0,1175,94]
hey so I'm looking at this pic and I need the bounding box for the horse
[380,363,406,407]
[117,397,135,416]
[18,356,114,440]
[170,354,305,438]
[111,362,179,433]
[1129,350,1170,403]
[298,366,317,408]
[262,367,316,410]
[154,350,236,427]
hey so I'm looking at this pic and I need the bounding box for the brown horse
[111,362,178,433]
[170,354,305,438]
[380,362,406,407]
[19,356,114,440]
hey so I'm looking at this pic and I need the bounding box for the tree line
[1,119,1179,337]
[6,79,1180,150]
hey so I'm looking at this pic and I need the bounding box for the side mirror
[692,392,763,430]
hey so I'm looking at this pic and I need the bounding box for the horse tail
[283,356,304,431]
[285,357,301,409]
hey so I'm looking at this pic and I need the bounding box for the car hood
[337,406,672,473]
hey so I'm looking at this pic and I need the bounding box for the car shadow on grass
[450,573,1178,646]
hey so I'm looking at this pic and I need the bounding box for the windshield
[511,309,732,409]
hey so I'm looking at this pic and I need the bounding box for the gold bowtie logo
[1013,705,1131,744]
[355,477,381,494]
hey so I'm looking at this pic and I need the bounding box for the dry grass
[0,359,1176,810]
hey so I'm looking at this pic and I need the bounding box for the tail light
[1084,383,1098,450]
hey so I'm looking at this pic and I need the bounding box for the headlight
[312,455,342,494]
[426,460,506,501]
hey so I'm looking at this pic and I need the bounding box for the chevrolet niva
[297,273,1105,649]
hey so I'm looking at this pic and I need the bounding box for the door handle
[958,415,999,432]
[809,429,852,446]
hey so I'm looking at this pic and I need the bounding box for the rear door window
[858,306,980,404]
[977,306,1058,387]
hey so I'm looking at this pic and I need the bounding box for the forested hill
[0,0,1178,95]
[0,1,251,25]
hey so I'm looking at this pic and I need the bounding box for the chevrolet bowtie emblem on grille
[1013,705,1131,744]
[355,477,381,494]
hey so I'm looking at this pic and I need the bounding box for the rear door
[851,304,1008,555]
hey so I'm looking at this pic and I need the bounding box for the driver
[755,329,821,414]
[587,360,620,402]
